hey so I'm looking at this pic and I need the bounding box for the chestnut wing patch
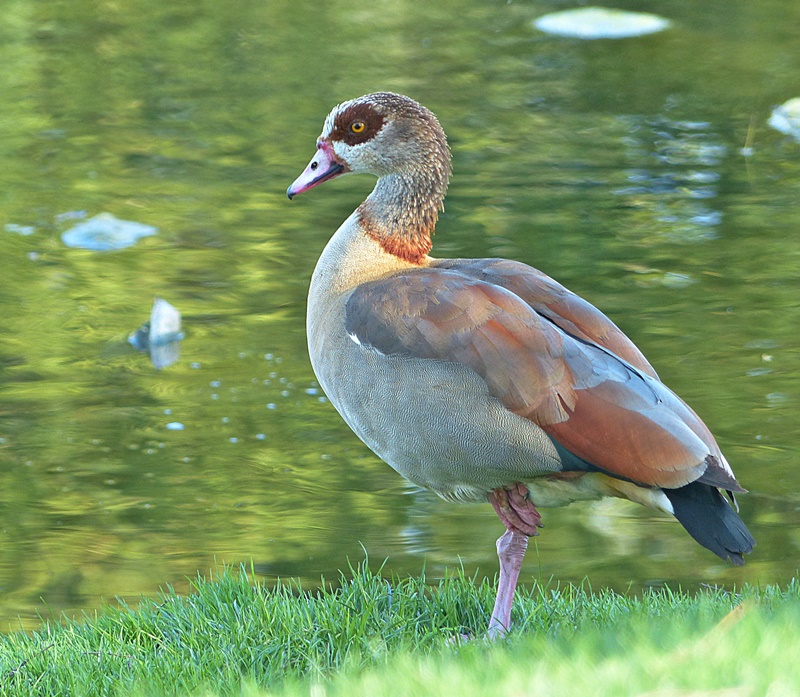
[347,270,587,424]
[435,258,659,379]
[345,267,721,489]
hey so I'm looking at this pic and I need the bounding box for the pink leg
[487,530,529,639]
[486,484,542,638]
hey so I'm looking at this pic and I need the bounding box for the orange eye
[350,121,366,134]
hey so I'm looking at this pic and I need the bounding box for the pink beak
[286,141,346,199]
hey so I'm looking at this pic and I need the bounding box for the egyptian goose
[287,92,755,637]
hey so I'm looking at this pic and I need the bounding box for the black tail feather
[664,482,755,566]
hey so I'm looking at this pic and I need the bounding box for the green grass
[1,563,798,696]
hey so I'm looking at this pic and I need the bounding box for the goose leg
[486,485,541,638]
[487,530,528,638]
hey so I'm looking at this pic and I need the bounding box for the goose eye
[350,121,366,134]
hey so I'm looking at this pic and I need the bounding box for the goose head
[287,93,452,263]
[287,92,450,198]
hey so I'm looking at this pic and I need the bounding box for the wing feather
[345,263,739,490]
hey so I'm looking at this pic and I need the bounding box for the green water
[1,0,799,630]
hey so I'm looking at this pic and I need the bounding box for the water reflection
[614,114,726,245]
[1,0,799,631]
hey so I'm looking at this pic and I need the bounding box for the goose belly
[311,324,565,502]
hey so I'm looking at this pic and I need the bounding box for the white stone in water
[147,298,182,369]
[149,298,182,345]
[128,298,183,369]
[534,7,671,39]
[62,212,157,251]
[768,98,800,140]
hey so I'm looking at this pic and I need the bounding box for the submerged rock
[129,298,183,369]
[768,98,800,141]
[4,223,36,235]
[62,213,157,251]
[534,7,671,39]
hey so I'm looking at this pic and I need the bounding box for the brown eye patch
[331,102,386,146]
